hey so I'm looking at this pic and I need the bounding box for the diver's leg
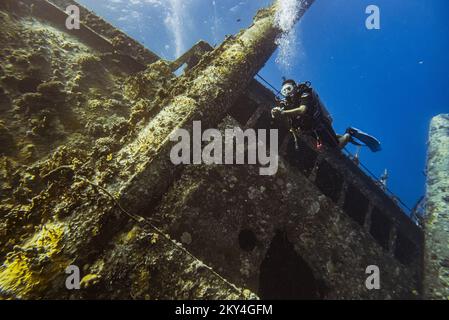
[338,133,351,149]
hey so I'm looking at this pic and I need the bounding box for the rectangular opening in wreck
[369,208,392,250]
[228,95,259,125]
[258,232,321,299]
[343,184,369,226]
[174,63,187,76]
[394,231,417,265]
[314,161,343,203]
[285,137,318,177]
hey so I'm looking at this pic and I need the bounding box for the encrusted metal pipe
[424,114,449,300]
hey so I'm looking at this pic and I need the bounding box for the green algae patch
[0,222,69,299]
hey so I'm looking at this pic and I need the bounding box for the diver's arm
[282,104,307,116]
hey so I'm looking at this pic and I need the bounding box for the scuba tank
[311,90,333,125]
[296,81,333,126]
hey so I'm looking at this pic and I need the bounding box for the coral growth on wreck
[0,0,248,299]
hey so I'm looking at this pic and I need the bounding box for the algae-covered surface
[0,0,255,299]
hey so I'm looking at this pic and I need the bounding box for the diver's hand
[271,107,283,119]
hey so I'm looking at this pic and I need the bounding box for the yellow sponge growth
[0,222,67,299]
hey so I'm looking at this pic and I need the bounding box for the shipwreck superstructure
[0,0,432,300]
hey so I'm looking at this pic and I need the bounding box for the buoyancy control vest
[280,85,332,132]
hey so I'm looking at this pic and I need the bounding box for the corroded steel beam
[424,114,449,300]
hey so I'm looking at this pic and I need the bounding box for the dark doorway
[343,184,369,226]
[369,207,392,251]
[258,232,320,300]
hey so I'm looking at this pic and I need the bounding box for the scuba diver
[271,79,382,153]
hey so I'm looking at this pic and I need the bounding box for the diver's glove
[271,107,284,119]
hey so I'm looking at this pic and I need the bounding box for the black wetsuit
[279,87,340,148]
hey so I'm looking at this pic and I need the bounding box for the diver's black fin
[347,127,382,152]
[348,136,363,147]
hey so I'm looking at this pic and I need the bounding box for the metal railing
[341,147,412,215]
